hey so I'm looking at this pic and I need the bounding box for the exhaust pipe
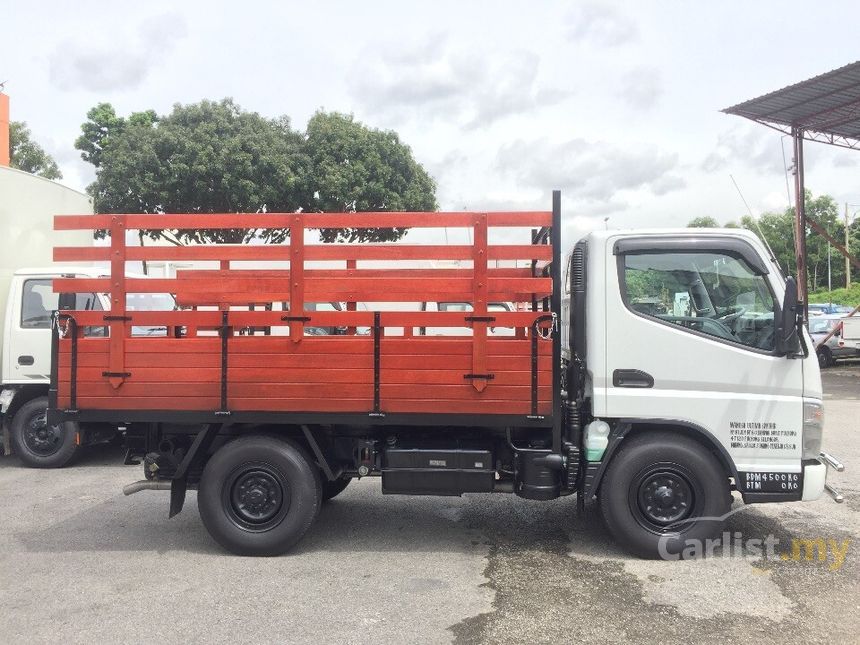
[123,480,171,496]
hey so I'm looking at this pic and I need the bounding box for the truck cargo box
[49,208,561,428]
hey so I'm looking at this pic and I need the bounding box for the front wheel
[10,396,80,468]
[197,436,322,556]
[599,431,731,559]
[817,346,834,368]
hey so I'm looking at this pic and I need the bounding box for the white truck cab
[1,267,112,466]
[566,228,839,533]
[1,267,172,466]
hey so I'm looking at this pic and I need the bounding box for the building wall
[0,166,93,353]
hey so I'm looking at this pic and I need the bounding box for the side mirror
[777,276,801,356]
[57,292,76,311]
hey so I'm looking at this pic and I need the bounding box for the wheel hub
[224,464,291,532]
[23,412,63,456]
[232,471,283,523]
[637,472,693,525]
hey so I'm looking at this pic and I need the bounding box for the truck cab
[574,229,827,499]
[1,267,112,466]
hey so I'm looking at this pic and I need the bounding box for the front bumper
[802,452,845,502]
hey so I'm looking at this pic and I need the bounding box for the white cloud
[349,38,571,129]
[48,12,188,92]
[566,3,639,47]
[617,67,662,109]
[496,137,685,206]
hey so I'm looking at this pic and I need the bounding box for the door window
[21,279,103,331]
[621,252,776,351]
[21,280,58,328]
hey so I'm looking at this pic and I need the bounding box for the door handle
[613,369,654,388]
[17,355,35,366]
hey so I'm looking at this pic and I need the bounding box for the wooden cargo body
[50,207,560,426]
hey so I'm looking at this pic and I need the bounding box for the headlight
[802,400,824,460]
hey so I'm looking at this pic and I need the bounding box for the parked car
[809,314,860,367]
[808,302,851,316]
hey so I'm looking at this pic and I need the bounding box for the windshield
[809,319,837,334]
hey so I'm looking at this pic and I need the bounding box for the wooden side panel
[53,208,556,419]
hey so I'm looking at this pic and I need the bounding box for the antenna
[730,174,782,272]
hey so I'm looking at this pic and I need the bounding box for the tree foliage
[686,216,720,228]
[740,191,860,290]
[306,112,437,243]
[76,100,437,244]
[9,121,62,180]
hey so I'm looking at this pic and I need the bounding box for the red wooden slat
[58,366,550,386]
[53,244,553,263]
[67,351,552,371]
[472,213,488,392]
[57,396,548,415]
[59,336,552,356]
[61,352,553,374]
[108,215,127,389]
[54,309,553,329]
[288,214,305,342]
[55,211,551,231]
[52,276,552,297]
[57,380,550,403]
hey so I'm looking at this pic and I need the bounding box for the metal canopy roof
[723,61,860,149]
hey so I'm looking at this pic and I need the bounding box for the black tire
[599,431,731,559]
[817,346,833,369]
[322,477,351,501]
[10,396,80,468]
[197,435,322,556]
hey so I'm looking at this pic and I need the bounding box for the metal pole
[792,127,808,321]
[847,203,852,289]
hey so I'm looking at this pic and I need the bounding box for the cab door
[604,235,804,475]
[10,277,102,383]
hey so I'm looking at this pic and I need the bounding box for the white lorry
[1,267,117,466]
[0,168,106,467]
[48,199,846,557]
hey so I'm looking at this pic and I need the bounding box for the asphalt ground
[0,365,857,644]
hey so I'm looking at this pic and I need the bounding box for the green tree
[740,190,857,290]
[9,121,62,179]
[686,216,720,228]
[741,210,795,277]
[75,103,157,169]
[305,112,437,243]
[803,193,843,291]
[76,100,437,245]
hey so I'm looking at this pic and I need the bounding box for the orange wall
[0,93,9,167]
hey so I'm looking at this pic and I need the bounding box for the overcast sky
[4,0,860,243]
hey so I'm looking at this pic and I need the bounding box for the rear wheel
[197,436,321,556]
[10,396,79,468]
[599,431,731,559]
[322,477,351,501]
[817,346,834,368]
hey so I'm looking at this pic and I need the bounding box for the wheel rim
[223,462,291,532]
[23,411,64,457]
[629,464,699,533]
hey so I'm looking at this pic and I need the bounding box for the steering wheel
[718,306,747,325]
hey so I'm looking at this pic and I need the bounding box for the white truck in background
[1,268,119,466]
[0,167,115,467]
